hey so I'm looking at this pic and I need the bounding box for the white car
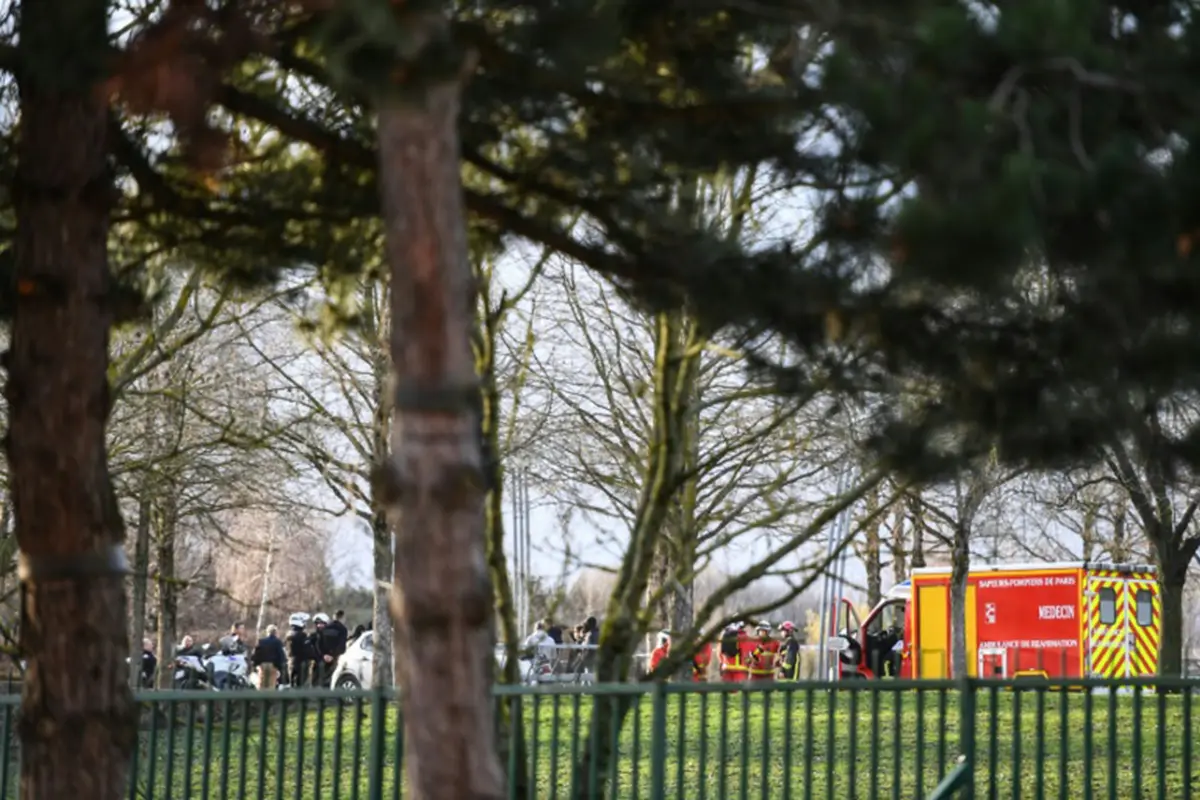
[332,631,375,690]
[331,632,529,690]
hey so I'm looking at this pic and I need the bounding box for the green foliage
[699,0,1200,477]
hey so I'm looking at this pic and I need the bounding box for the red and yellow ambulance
[828,562,1161,680]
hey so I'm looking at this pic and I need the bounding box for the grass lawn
[0,685,1196,798]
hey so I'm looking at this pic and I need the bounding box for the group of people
[647,620,803,682]
[138,611,359,690]
[279,610,354,689]
[528,616,600,648]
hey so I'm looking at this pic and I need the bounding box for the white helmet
[656,630,671,647]
[313,613,330,625]
[288,612,309,628]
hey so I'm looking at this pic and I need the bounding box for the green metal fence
[0,677,1195,798]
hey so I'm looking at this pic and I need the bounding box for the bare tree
[910,457,1020,677]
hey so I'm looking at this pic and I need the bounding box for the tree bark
[908,494,927,569]
[570,310,693,799]
[153,503,178,689]
[376,70,505,798]
[129,495,152,690]
[949,522,970,679]
[889,504,908,585]
[1154,532,1193,679]
[370,508,394,688]
[8,1,136,796]
[861,487,883,608]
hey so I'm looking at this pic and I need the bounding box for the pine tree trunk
[9,1,136,796]
[376,76,505,798]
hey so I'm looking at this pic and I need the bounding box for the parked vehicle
[332,633,530,690]
[828,561,1161,681]
[173,649,209,690]
[207,649,251,690]
[332,631,374,690]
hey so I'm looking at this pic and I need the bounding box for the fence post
[649,683,667,800]
[368,685,387,800]
[959,677,976,799]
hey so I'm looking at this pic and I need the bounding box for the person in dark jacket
[252,625,287,689]
[581,616,600,646]
[310,613,346,687]
[285,613,313,688]
[330,610,349,653]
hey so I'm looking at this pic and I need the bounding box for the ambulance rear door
[1085,573,1130,679]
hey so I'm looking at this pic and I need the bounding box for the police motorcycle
[173,645,210,690]
[207,641,252,691]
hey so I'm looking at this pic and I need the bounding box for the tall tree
[8,2,134,797]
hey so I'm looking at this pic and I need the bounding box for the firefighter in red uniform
[648,631,670,675]
[692,639,713,682]
[735,622,760,681]
[775,621,801,680]
[719,624,750,682]
[749,622,780,680]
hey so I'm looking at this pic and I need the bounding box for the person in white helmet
[311,613,345,687]
[285,612,313,688]
[775,621,801,680]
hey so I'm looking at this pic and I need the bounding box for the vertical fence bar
[540,693,551,800]
[274,697,288,800]
[128,698,141,800]
[184,700,197,800]
[649,682,667,800]
[332,697,346,800]
[610,694,623,800]
[392,696,403,800]
[569,694,581,800]
[679,692,690,800]
[1106,687,1117,800]
[758,690,770,800]
[697,691,708,800]
[1185,684,1194,800]
[802,687,813,800]
[630,693,641,800]
[1010,686,1021,799]
[717,691,729,800]
[1156,685,1166,800]
[1033,685,1045,800]
[783,688,794,800]
[960,678,977,800]
[1083,687,1094,800]
[350,695,364,800]
[824,688,836,796]
[891,688,901,800]
[1057,683,1068,800]
[738,689,749,800]
[1132,685,1144,792]
[219,696,233,800]
[368,687,386,800]
[915,685,926,797]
